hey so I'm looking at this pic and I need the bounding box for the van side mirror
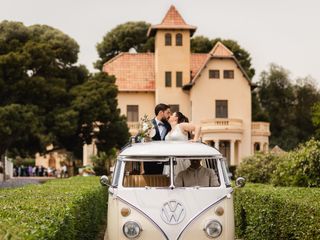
[100,175,111,187]
[235,177,246,188]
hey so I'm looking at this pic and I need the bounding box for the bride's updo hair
[175,112,191,139]
[175,112,189,124]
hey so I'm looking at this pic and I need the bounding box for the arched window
[165,33,172,46]
[176,33,183,46]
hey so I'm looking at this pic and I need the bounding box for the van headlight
[204,220,222,238]
[123,221,142,238]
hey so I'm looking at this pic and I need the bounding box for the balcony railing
[251,122,271,136]
[201,118,243,133]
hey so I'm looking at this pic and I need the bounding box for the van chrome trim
[177,188,234,239]
[117,196,169,240]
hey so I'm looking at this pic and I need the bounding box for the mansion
[101,5,270,166]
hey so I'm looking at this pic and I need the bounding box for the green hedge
[0,176,108,240]
[236,153,281,184]
[235,184,320,240]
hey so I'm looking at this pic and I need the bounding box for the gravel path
[0,177,55,189]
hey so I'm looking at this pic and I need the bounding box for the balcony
[127,122,139,135]
[251,122,271,136]
[201,118,243,133]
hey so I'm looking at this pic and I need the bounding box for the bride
[165,112,201,175]
[165,112,201,141]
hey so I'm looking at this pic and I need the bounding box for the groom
[144,103,171,174]
[152,103,172,141]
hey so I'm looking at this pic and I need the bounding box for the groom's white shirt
[155,118,165,138]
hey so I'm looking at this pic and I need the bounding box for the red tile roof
[103,53,155,91]
[103,53,208,91]
[191,53,209,78]
[147,5,196,37]
[161,5,187,26]
[210,41,233,57]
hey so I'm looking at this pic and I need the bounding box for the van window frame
[112,157,123,187]
[220,158,232,187]
[118,156,224,189]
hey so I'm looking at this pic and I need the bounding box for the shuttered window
[127,105,139,122]
[216,100,228,118]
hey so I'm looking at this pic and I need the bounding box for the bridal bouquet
[137,114,156,142]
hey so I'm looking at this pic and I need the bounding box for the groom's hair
[155,103,170,116]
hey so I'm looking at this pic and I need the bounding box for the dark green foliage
[12,157,35,167]
[0,20,89,159]
[95,21,153,70]
[256,64,320,150]
[312,102,320,139]
[190,36,213,53]
[251,90,269,121]
[71,72,130,155]
[91,148,117,176]
[0,104,46,157]
[0,21,129,160]
[272,139,320,187]
[0,176,108,240]
[294,78,320,141]
[236,153,281,184]
[234,184,320,240]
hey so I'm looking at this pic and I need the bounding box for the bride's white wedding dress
[165,124,190,175]
[165,124,188,141]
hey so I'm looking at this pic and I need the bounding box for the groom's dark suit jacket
[151,118,171,141]
[143,118,171,174]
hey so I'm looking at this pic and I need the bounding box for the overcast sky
[1,0,320,83]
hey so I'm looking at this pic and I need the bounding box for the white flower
[142,122,149,131]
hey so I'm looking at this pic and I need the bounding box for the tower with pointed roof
[147,5,196,114]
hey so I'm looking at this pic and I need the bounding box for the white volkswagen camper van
[101,141,244,240]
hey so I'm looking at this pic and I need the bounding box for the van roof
[120,141,222,157]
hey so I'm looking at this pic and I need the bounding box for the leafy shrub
[91,148,117,176]
[236,153,281,184]
[12,157,35,167]
[0,176,107,240]
[272,139,320,187]
[235,184,320,240]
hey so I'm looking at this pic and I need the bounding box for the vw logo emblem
[160,200,186,225]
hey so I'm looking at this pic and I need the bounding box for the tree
[95,21,154,70]
[0,104,45,169]
[0,21,89,160]
[251,89,269,121]
[294,77,320,142]
[190,36,212,53]
[312,102,320,139]
[255,64,320,150]
[70,72,130,155]
[257,64,297,150]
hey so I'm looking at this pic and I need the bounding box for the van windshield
[122,157,220,188]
